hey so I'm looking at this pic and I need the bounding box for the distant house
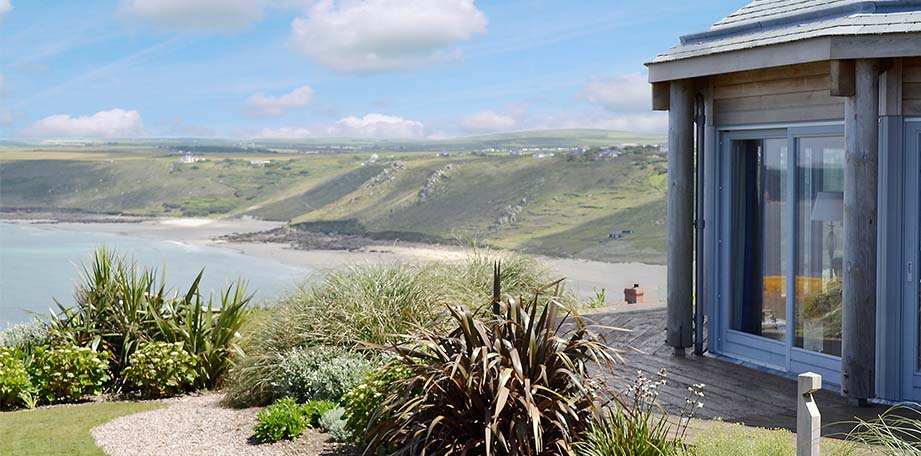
[176,154,205,164]
[648,0,921,403]
[249,160,271,167]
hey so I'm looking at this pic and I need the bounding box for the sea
[0,223,310,327]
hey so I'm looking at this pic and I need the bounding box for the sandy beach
[8,217,667,308]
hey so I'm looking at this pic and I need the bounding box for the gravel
[92,394,355,456]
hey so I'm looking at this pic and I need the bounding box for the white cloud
[290,0,487,73]
[246,85,314,117]
[257,126,314,138]
[330,113,424,138]
[119,0,271,33]
[461,111,518,133]
[24,109,145,138]
[582,73,650,111]
[0,0,12,23]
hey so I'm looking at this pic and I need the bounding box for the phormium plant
[363,267,619,455]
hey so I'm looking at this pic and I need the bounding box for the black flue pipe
[694,93,706,356]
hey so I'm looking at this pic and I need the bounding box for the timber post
[841,58,880,404]
[666,78,695,355]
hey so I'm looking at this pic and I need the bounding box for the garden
[1,247,920,455]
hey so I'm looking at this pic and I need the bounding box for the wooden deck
[585,307,897,436]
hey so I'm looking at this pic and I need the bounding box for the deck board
[585,307,897,435]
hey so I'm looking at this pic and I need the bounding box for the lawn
[0,401,164,456]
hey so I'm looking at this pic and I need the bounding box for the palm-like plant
[47,247,251,390]
[362,268,618,455]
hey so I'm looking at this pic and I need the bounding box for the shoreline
[2,215,666,307]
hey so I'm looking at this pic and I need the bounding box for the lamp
[811,191,843,278]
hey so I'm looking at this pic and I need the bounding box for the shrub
[252,397,309,443]
[362,277,617,455]
[226,253,556,407]
[0,319,49,354]
[575,371,702,456]
[319,407,350,442]
[302,399,338,427]
[0,348,34,409]
[30,344,110,404]
[122,341,198,398]
[342,364,412,443]
[151,280,251,389]
[277,346,373,403]
[48,247,251,390]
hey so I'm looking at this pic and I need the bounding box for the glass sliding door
[719,126,844,379]
[794,137,845,356]
[727,138,788,342]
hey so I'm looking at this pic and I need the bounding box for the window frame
[715,123,844,385]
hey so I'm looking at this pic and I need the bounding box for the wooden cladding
[904,57,921,115]
[711,61,844,126]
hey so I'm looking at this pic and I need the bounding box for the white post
[797,372,822,456]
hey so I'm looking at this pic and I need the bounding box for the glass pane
[794,136,845,356]
[729,138,788,341]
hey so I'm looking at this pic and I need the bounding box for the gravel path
[92,394,354,456]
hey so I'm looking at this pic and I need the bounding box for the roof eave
[646,33,921,83]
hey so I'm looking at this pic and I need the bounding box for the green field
[0,129,668,263]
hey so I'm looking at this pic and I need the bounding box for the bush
[319,407,350,442]
[277,346,373,403]
[0,348,34,409]
[302,399,338,427]
[362,277,616,455]
[252,397,309,443]
[226,252,555,407]
[122,341,198,398]
[0,319,49,354]
[48,248,251,390]
[576,371,702,456]
[342,364,411,443]
[30,344,110,404]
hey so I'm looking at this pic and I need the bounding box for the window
[794,137,845,356]
[728,138,788,341]
[725,132,845,359]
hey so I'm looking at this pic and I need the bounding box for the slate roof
[650,0,921,64]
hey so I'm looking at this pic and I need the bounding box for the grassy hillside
[0,130,668,263]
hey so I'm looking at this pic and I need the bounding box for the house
[176,154,205,164]
[249,160,271,167]
[648,0,921,404]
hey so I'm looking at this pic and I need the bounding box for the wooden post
[842,59,879,404]
[667,78,694,354]
[797,372,822,456]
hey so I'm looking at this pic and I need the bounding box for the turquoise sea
[0,223,310,327]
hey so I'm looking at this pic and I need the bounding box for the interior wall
[711,61,844,126]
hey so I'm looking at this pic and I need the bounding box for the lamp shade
[811,191,843,222]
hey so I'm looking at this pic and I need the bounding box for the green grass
[0,401,164,456]
[684,420,861,456]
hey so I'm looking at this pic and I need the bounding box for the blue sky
[0,0,741,139]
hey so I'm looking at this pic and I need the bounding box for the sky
[0,0,741,140]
